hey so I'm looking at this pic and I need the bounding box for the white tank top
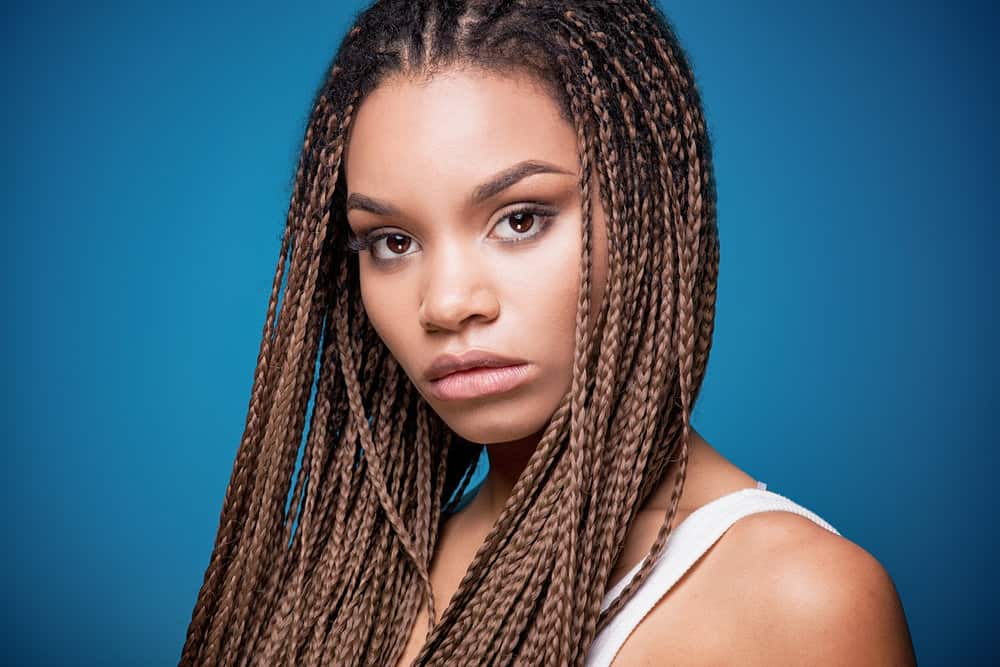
[585,481,840,666]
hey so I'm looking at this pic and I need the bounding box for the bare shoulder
[637,510,917,665]
[725,511,915,664]
[608,432,915,665]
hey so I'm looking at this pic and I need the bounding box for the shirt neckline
[602,482,770,605]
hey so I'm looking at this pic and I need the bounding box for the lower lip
[428,363,533,401]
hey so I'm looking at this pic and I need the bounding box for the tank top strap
[585,482,840,666]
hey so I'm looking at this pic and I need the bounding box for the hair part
[181,0,720,664]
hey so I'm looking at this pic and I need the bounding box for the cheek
[507,216,587,379]
[548,228,586,330]
[358,267,416,373]
[525,195,608,346]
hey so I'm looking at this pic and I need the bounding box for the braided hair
[181,1,719,664]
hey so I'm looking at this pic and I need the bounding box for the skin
[343,67,916,665]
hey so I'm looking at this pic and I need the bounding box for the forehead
[344,68,579,200]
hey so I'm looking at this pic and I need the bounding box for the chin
[437,401,554,446]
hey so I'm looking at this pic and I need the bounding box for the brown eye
[508,211,536,234]
[492,205,558,243]
[385,234,411,254]
[364,231,420,264]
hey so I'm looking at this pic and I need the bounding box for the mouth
[427,363,533,401]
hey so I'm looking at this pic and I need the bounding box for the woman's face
[343,67,608,445]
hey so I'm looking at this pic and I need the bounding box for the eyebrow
[345,159,576,216]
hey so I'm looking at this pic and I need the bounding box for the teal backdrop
[6,1,995,664]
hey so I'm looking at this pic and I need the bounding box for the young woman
[181,1,916,665]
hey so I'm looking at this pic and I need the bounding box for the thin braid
[586,3,696,631]
[430,400,572,662]
[221,103,355,665]
[412,400,437,623]
[561,15,661,654]
[583,44,656,592]
[534,29,602,667]
[598,19,701,630]
[221,102,337,659]
[333,281,436,612]
[260,190,346,661]
[246,223,341,663]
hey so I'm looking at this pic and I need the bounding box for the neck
[461,425,710,526]
[467,427,545,525]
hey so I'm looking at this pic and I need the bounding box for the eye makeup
[345,202,560,266]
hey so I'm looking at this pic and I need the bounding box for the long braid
[180,1,720,664]
[579,34,660,629]
[563,20,642,656]
[598,1,714,629]
[222,102,355,664]
[246,216,342,663]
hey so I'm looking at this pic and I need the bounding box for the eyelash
[345,204,558,263]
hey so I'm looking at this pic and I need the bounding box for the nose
[418,243,500,333]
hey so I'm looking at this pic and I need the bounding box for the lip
[424,349,529,382]
[426,363,534,401]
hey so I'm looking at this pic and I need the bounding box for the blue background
[5,1,995,664]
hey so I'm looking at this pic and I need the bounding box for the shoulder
[640,510,917,665]
[730,511,915,663]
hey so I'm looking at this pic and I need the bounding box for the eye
[344,203,559,264]
[346,231,420,263]
[491,205,558,243]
